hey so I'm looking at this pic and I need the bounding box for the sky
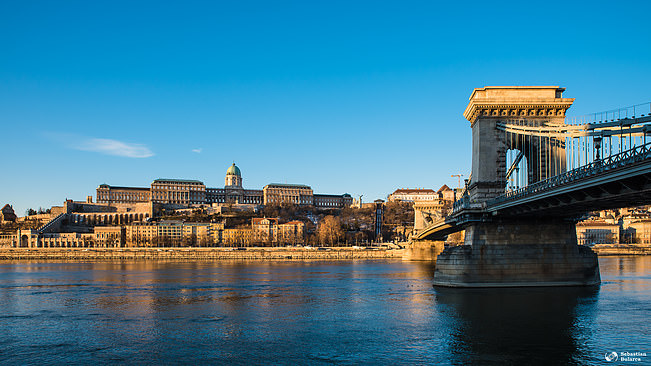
[1,0,650,216]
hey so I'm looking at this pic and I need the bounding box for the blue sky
[1,1,650,215]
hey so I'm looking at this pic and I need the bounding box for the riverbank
[3,245,647,261]
[592,244,651,256]
[0,247,405,261]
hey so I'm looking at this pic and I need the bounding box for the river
[0,256,649,365]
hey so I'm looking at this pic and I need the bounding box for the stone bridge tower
[425,86,600,287]
[462,86,574,203]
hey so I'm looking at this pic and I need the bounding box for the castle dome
[226,163,241,176]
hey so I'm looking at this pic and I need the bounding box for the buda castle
[96,163,352,209]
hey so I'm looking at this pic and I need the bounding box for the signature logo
[605,352,618,362]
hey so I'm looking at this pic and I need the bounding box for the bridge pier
[433,219,600,287]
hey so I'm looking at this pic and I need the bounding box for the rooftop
[437,185,452,193]
[391,188,437,194]
[98,185,150,191]
[252,217,279,224]
[264,183,312,189]
[283,220,304,225]
[226,163,241,176]
[153,179,204,184]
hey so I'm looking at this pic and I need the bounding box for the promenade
[0,247,405,261]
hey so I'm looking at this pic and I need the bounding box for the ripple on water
[0,257,647,364]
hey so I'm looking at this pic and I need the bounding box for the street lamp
[594,136,603,161]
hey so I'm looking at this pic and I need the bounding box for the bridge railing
[489,141,651,206]
[452,196,469,212]
[452,194,484,214]
[566,102,651,126]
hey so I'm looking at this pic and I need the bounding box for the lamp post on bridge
[594,136,603,161]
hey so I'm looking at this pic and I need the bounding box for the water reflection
[435,286,600,365]
[0,258,648,364]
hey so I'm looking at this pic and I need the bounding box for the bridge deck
[488,142,651,216]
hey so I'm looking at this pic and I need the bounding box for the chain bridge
[411,86,651,287]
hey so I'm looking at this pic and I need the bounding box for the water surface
[0,257,649,364]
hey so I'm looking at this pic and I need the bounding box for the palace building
[96,163,352,209]
[96,185,150,204]
[263,184,313,205]
[206,164,263,205]
[151,179,206,205]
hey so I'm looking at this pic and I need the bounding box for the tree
[382,201,415,241]
[317,215,344,246]
[25,208,37,216]
[182,234,197,247]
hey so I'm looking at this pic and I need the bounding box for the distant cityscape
[0,163,360,248]
[1,163,650,249]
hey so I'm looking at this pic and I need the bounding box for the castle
[96,163,353,209]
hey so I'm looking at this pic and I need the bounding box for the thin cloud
[192,148,202,154]
[74,138,154,158]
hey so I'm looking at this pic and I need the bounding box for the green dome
[226,163,241,176]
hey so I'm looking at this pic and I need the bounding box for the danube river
[0,257,649,365]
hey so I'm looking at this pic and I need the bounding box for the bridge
[411,86,651,287]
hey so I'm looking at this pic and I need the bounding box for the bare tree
[317,215,343,246]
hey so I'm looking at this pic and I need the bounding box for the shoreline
[1,245,648,262]
[591,244,651,256]
[0,247,405,261]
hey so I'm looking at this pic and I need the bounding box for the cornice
[463,99,575,125]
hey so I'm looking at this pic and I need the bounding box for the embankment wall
[0,248,405,261]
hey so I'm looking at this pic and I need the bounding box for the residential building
[622,219,651,244]
[94,226,126,247]
[252,217,279,243]
[576,219,620,245]
[182,222,211,246]
[125,220,218,247]
[209,222,224,244]
[222,228,252,246]
[126,223,158,246]
[278,221,305,245]
[388,188,438,203]
[215,218,306,246]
